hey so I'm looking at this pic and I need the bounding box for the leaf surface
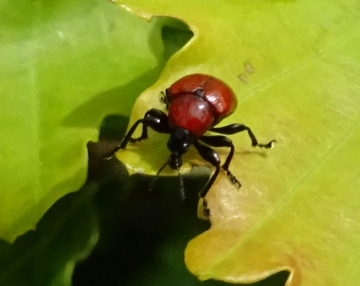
[0,184,98,286]
[0,0,161,241]
[114,0,360,285]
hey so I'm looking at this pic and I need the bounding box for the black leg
[103,109,171,158]
[128,109,170,144]
[210,123,276,148]
[199,135,240,187]
[193,140,221,199]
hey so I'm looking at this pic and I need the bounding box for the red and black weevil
[109,74,275,201]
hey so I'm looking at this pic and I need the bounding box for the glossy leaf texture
[114,0,360,285]
[0,0,163,242]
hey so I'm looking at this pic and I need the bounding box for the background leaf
[0,183,98,286]
[73,161,289,286]
[0,0,163,241]
[114,0,360,285]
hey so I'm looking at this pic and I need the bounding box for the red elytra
[166,74,238,136]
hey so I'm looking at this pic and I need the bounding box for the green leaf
[0,184,98,286]
[0,0,163,242]
[114,0,360,285]
[72,170,289,286]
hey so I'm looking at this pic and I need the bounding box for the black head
[167,127,195,170]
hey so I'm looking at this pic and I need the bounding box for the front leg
[193,140,221,199]
[104,108,171,158]
[129,109,170,143]
[199,135,240,187]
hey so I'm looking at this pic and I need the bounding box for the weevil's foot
[258,139,277,149]
[197,198,210,220]
[102,146,121,160]
[129,137,141,143]
[202,199,210,218]
[226,170,241,188]
[203,206,210,218]
[129,135,148,143]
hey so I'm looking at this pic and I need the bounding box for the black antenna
[149,159,169,192]
[177,169,185,201]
